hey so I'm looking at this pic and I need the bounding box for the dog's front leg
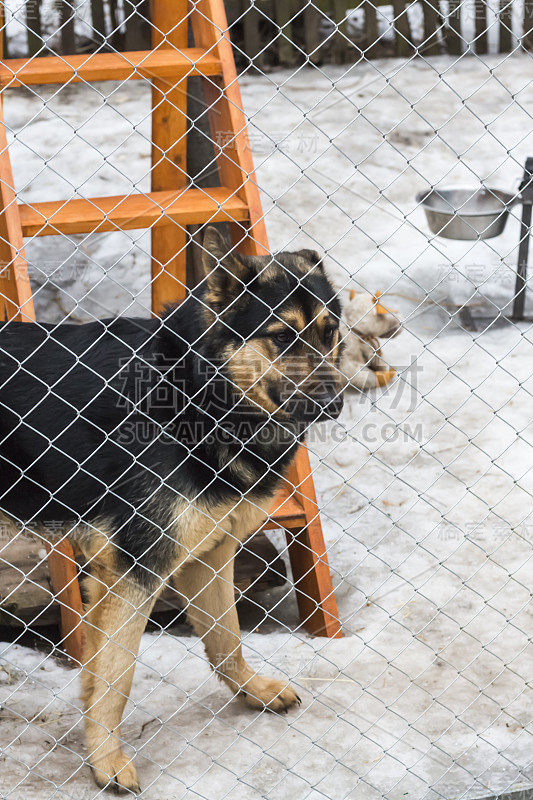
[177,538,300,712]
[81,554,158,793]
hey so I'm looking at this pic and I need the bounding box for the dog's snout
[313,386,343,420]
[318,390,343,419]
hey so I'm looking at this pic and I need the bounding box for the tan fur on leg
[81,550,160,794]
[176,538,300,712]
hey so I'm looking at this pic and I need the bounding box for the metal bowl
[416,186,516,240]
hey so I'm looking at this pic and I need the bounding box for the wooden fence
[5,1,533,65]
[225,0,533,64]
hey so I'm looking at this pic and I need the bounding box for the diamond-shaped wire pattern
[1,1,533,798]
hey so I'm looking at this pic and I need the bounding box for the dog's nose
[316,390,343,419]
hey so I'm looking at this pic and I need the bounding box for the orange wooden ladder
[0,0,342,660]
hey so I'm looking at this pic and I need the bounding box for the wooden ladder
[0,0,342,661]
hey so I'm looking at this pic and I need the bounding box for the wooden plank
[59,0,76,55]
[275,0,296,66]
[364,0,380,57]
[446,0,463,54]
[0,48,222,88]
[90,0,107,46]
[18,186,249,237]
[303,1,322,64]
[0,530,287,628]
[45,540,84,664]
[421,0,441,56]
[524,0,533,50]
[124,0,151,51]
[243,1,265,70]
[499,0,513,52]
[0,536,57,627]
[150,0,189,315]
[109,0,120,42]
[190,0,270,256]
[26,0,42,57]
[283,448,342,638]
[0,107,35,321]
[263,485,307,529]
[331,0,350,64]
[392,0,414,56]
[475,0,488,54]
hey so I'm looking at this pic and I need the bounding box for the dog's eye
[272,330,296,346]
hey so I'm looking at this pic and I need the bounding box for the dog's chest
[169,491,273,568]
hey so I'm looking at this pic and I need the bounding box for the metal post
[512,156,533,321]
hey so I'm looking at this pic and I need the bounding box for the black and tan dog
[0,227,343,793]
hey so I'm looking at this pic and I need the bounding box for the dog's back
[0,317,159,521]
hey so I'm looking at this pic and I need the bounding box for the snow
[2,51,533,798]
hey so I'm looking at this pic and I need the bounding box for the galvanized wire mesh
[1,2,533,799]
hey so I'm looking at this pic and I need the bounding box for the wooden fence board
[499,0,513,51]
[303,1,322,63]
[331,0,351,63]
[524,0,533,49]
[275,0,297,66]
[475,0,488,53]
[447,0,463,54]
[421,0,441,56]
[25,0,42,57]
[2,0,524,66]
[392,0,413,55]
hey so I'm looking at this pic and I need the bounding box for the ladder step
[18,187,249,237]
[0,48,222,88]
[264,485,307,530]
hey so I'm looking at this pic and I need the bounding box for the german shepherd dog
[0,227,343,792]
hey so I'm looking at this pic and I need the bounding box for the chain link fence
[1,1,533,799]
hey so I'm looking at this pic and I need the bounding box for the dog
[341,291,401,391]
[0,227,344,793]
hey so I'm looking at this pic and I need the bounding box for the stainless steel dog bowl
[416,186,517,240]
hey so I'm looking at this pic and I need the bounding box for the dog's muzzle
[313,388,344,421]
[285,387,344,422]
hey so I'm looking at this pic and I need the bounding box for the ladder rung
[0,48,222,88]
[264,485,307,530]
[18,187,249,237]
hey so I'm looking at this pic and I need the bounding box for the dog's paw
[91,750,140,795]
[240,675,301,713]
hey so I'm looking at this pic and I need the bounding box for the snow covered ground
[2,51,533,799]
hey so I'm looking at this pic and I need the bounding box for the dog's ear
[298,249,323,269]
[202,226,250,309]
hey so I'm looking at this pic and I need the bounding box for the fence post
[304,0,322,63]
[475,0,488,54]
[499,0,513,51]
[25,0,42,57]
[331,0,350,63]
[392,0,414,56]
[124,0,151,50]
[59,0,76,54]
[364,0,380,58]
[243,0,265,69]
[446,0,462,54]
[421,0,441,56]
[274,0,297,66]
[524,0,533,49]
[90,0,107,46]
